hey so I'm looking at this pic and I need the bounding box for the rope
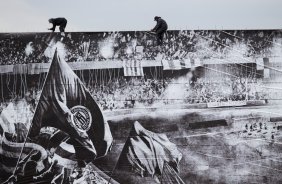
[193,31,282,97]
[196,32,282,73]
[220,30,282,49]
[87,69,90,86]
[37,64,42,90]
[199,44,264,78]
[13,34,59,175]
[1,74,4,102]
[13,73,17,98]
[108,68,112,82]
[24,73,28,96]
[6,73,12,95]
[203,66,238,79]
[95,69,98,84]
[19,73,23,97]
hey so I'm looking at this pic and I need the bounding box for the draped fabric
[117,121,182,182]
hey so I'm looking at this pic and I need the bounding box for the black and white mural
[0,30,282,183]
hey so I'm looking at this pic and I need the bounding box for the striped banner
[123,60,144,76]
[0,133,77,181]
[0,134,48,174]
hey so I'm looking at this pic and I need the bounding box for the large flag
[29,50,113,162]
[116,121,183,183]
[123,60,144,76]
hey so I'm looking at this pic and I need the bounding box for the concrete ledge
[104,100,266,117]
[246,100,266,106]
[270,116,282,122]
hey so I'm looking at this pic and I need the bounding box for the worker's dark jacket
[50,18,67,30]
[152,18,168,34]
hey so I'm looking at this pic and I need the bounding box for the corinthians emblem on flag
[29,49,113,162]
[70,106,92,132]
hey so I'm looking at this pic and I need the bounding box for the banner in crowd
[162,59,193,70]
[264,68,270,78]
[180,59,192,68]
[123,60,144,76]
[135,46,144,60]
[207,100,247,108]
[0,65,13,73]
[28,63,42,74]
[13,64,28,74]
[256,58,264,70]
[193,58,203,67]
[162,60,182,70]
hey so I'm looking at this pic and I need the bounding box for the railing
[1,57,281,74]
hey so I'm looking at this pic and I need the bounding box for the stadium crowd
[4,76,263,111]
[77,76,267,110]
[0,30,272,110]
[0,30,276,65]
[0,75,267,112]
[0,30,278,184]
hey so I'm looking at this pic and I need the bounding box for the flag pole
[106,140,125,184]
[13,46,58,175]
[106,123,136,184]
[12,116,34,175]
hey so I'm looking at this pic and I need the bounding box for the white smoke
[193,32,251,60]
[228,42,249,59]
[193,37,214,59]
[44,38,67,61]
[125,39,137,56]
[153,72,193,107]
[0,99,32,133]
[25,42,34,56]
[99,35,116,59]
[270,38,282,57]
[99,42,114,59]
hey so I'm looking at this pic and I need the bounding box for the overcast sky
[0,0,282,32]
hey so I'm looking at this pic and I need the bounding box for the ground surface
[95,104,282,184]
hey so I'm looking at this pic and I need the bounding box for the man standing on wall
[48,17,67,36]
[151,16,168,45]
